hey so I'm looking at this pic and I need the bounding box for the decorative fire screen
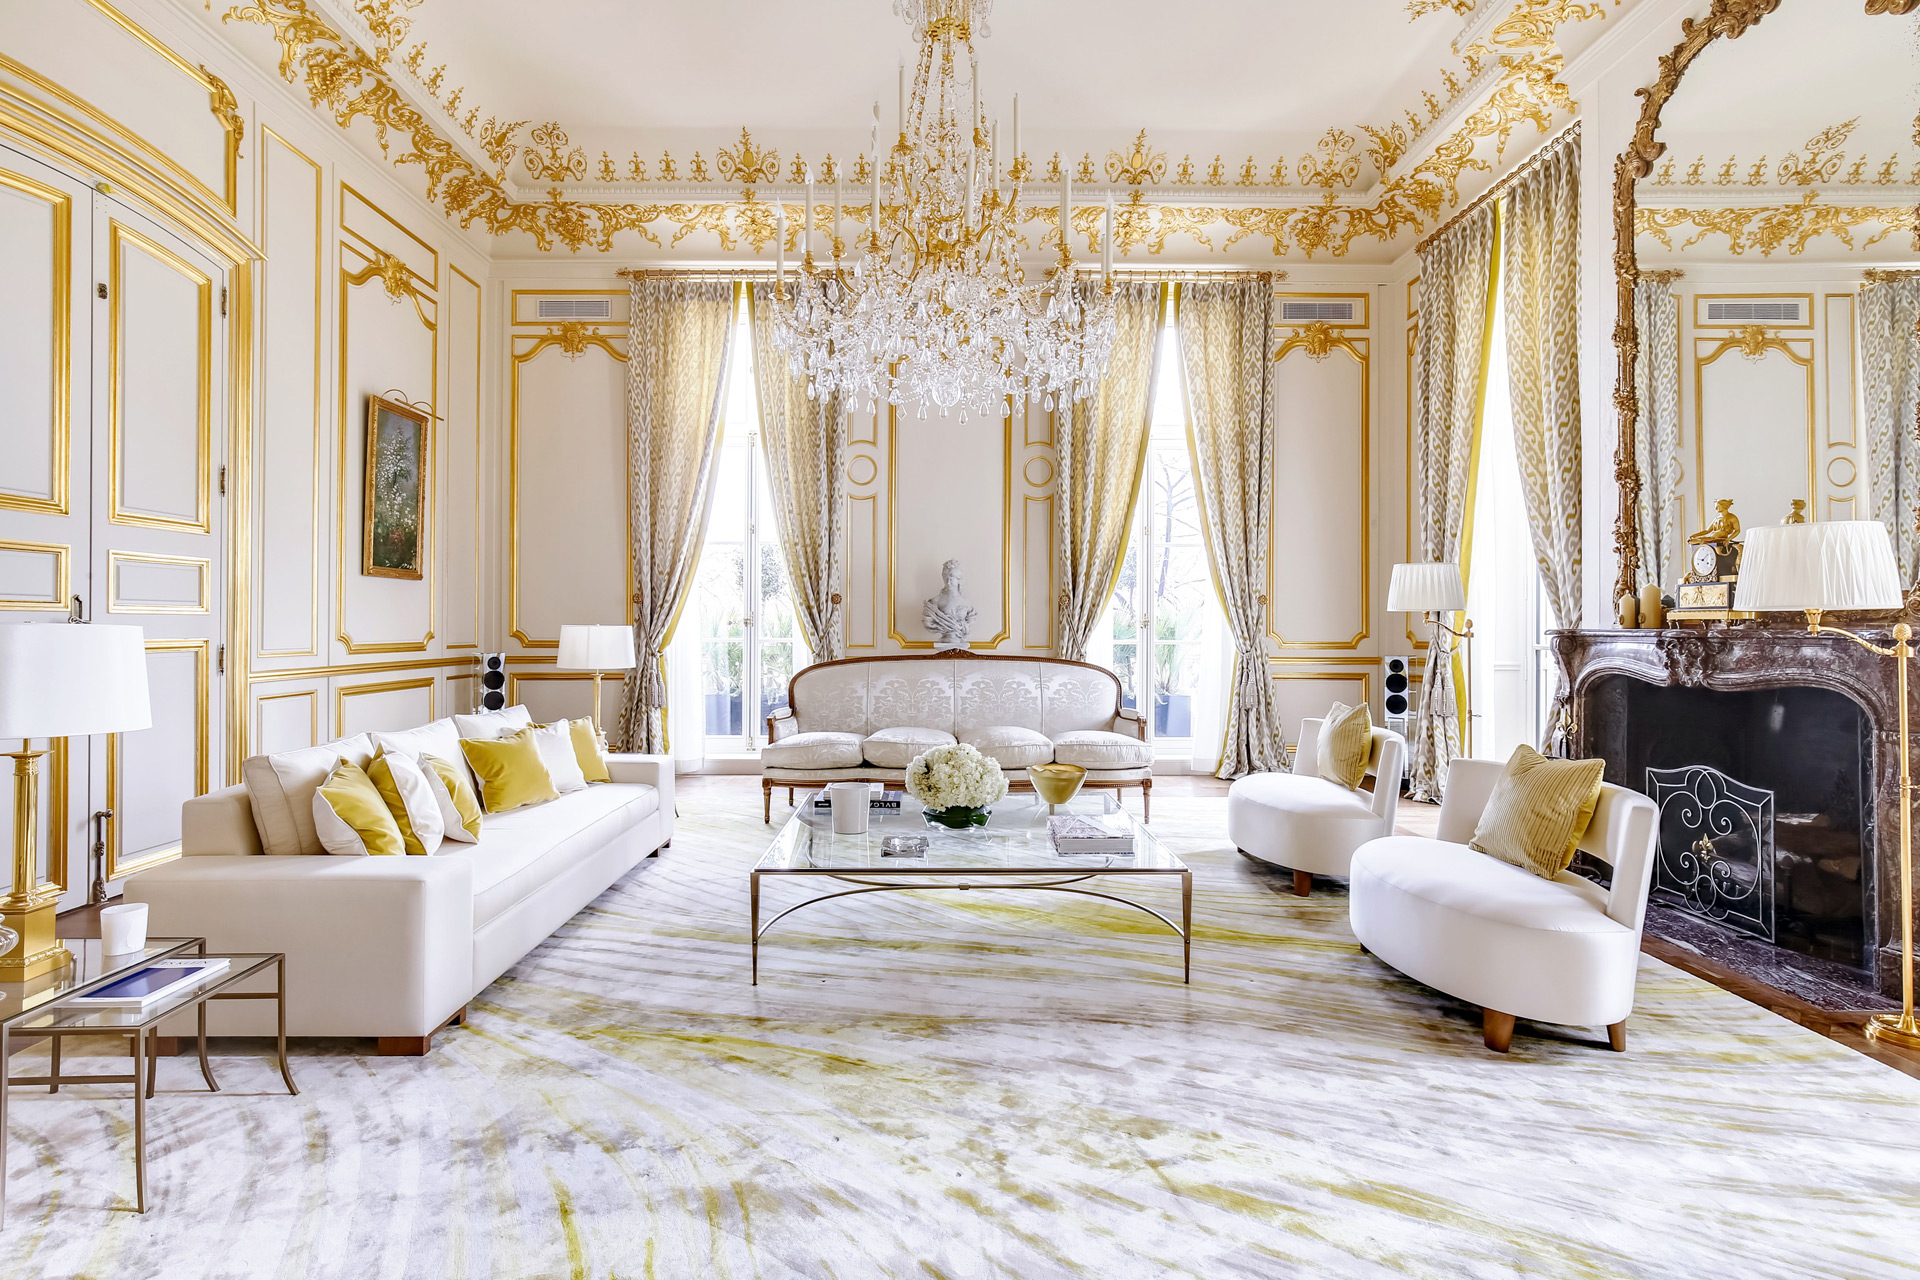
[1646,764,1776,942]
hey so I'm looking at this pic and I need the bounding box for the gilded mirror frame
[1609,0,1920,603]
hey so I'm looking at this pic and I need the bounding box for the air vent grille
[1704,299,1805,325]
[1280,300,1357,323]
[536,298,612,320]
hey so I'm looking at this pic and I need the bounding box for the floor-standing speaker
[1383,655,1414,732]
[478,653,508,711]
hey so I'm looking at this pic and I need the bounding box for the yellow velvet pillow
[1468,745,1607,879]
[367,750,444,856]
[312,761,405,857]
[420,753,484,841]
[570,718,612,783]
[1315,700,1372,790]
[458,727,559,813]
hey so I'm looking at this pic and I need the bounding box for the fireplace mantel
[1551,626,1911,999]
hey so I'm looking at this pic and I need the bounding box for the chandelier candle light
[767,0,1118,420]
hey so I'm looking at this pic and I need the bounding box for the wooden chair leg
[763,782,773,823]
[1291,869,1312,897]
[787,787,794,806]
[1482,1009,1516,1053]
[1141,780,1152,823]
[1607,1021,1627,1052]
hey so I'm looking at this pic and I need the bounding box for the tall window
[1087,321,1223,755]
[688,303,799,752]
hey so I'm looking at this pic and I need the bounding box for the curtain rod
[615,266,1288,285]
[1415,120,1581,256]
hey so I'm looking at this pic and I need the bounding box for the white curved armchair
[1348,756,1659,1054]
[1227,718,1406,896]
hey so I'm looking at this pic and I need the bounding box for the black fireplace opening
[1585,677,1873,973]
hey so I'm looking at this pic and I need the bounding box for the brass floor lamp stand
[1,746,73,981]
[1805,611,1920,1050]
[1428,612,1477,759]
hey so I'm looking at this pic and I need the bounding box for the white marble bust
[922,559,977,650]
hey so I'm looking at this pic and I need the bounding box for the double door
[0,141,227,909]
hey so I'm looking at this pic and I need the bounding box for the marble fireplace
[1552,626,1911,1005]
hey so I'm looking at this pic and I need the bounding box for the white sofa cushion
[241,734,376,857]
[1227,772,1382,877]
[370,718,463,767]
[962,725,1053,768]
[455,782,661,927]
[453,705,533,740]
[862,726,956,767]
[531,721,589,794]
[1051,729,1151,769]
[762,730,865,769]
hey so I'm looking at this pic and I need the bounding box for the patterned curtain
[1632,276,1684,591]
[748,283,847,665]
[1502,129,1582,631]
[1408,202,1498,800]
[1055,280,1164,662]
[1863,275,1920,585]
[616,278,736,754]
[1176,279,1284,780]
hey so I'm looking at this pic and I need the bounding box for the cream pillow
[243,734,377,856]
[1316,701,1372,790]
[368,751,445,856]
[312,760,404,857]
[531,721,589,794]
[420,753,483,842]
[1468,745,1607,879]
[370,718,463,767]
[453,705,533,741]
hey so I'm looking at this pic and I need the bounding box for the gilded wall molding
[1636,194,1918,256]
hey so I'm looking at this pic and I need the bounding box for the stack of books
[71,957,231,1008]
[811,785,905,810]
[1048,813,1135,856]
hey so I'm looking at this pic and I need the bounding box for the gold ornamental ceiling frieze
[225,0,1614,257]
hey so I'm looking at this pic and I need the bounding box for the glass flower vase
[923,805,991,830]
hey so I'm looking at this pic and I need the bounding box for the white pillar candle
[804,168,815,259]
[1060,171,1071,253]
[990,121,999,187]
[869,157,880,239]
[871,100,880,157]
[1104,192,1115,276]
[832,176,842,254]
[965,163,975,234]
[1011,94,1020,178]
[970,52,980,147]
[775,201,786,281]
[898,57,908,137]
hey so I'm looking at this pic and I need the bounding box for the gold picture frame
[362,394,429,581]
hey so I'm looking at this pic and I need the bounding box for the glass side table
[0,939,297,1223]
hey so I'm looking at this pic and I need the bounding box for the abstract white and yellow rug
[3,798,1917,1279]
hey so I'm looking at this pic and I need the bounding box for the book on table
[1048,813,1136,855]
[69,957,232,1008]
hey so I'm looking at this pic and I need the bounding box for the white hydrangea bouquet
[904,742,1009,829]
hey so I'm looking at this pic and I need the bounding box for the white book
[1049,813,1136,855]
[71,957,231,1008]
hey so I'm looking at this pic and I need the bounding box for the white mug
[828,781,871,834]
[100,901,149,954]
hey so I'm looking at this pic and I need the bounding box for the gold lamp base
[1866,1013,1920,1052]
[2,748,73,981]
[0,902,70,980]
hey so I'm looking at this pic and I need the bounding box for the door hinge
[219,464,227,495]
[220,286,228,317]
[217,643,226,675]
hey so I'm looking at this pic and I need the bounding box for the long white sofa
[760,650,1153,821]
[127,715,672,1054]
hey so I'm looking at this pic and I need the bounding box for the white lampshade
[556,624,637,672]
[1387,562,1468,613]
[1738,520,1903,613]
[0,623,152,740]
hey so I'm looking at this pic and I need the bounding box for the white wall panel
[507,671,597,725]
[110,222,209,532]
[0,168,67,513]
[254,684,321,755]
[109,639,207,878]
[445,266,483,650]
[888,411,1010,648]
[1270,343,1368,650]
[335,676,435,738]
[1696,337,1813,531]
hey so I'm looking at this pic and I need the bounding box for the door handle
[89,808,114,905]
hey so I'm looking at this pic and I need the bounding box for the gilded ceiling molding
[1635,194,1918,256]
[1647,117,1920,188]
[225,0,1584,258]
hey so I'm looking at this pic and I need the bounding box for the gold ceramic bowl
[1028,762,1088,810]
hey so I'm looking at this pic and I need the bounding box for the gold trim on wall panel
[504,669,596,707]
[1692,333,1817,525]
[106,637,208,881]
[255,126,325,659]
[507,332,630,649]
[1402,321,1425,652]
[1406,277,1420,320]
[108,220,212,534]
[886,405,1013,649]
[1270,669,1374,738]
[0,167,70,516]
[339,181,438,290]
[1022,494,1054,650]
[1827,455,1858,489]
[107,550,210,614]
[336,251,438,655]
[1825,294,1857,448]
[1692,293,1815,331]
[1270,336,1369,650]
[250,655,476,683]
[253,687,319,751]
[0,539,70,611]
[448,263,484,650]
[225,255,255,784]
[1828,496,1858,521]
[847,493,878,649]
[335,675,435,734]
[1025,401,1054,450]
[849,402,879,448]
[847,453,879,487]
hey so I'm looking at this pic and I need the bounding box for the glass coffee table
[751,791,1192,985]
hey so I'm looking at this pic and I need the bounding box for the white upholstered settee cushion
[370,718,464,767]
[962,726,1054,768]
[453,705,533,740]
[761,730,865,769]
[1051,729,1151,769]
[241,734,376,857]
[1227,772,1384,878]
[862,726,955,768]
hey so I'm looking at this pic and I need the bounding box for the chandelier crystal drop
[767,0,1118,421]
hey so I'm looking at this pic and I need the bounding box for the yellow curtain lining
[1091,282,1172,631]
[1452,201,1503,742]
[741,283,825,659]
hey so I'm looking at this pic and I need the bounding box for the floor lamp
[557,624,637,739]
[1388,562,1475,758]
[1740,521,1918,1051]
[0,623,151,979]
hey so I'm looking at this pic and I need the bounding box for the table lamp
[1388,562,1475,757]
[1740,520,1917,1050]
[0,623,151,979]
[557,624,636,736]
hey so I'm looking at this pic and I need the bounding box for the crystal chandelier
[766,0,1117,421]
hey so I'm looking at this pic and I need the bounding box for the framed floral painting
[362,394,429,580]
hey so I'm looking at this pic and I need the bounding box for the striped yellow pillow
[1315,701,1372,790]
[1468,745,1606,878]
